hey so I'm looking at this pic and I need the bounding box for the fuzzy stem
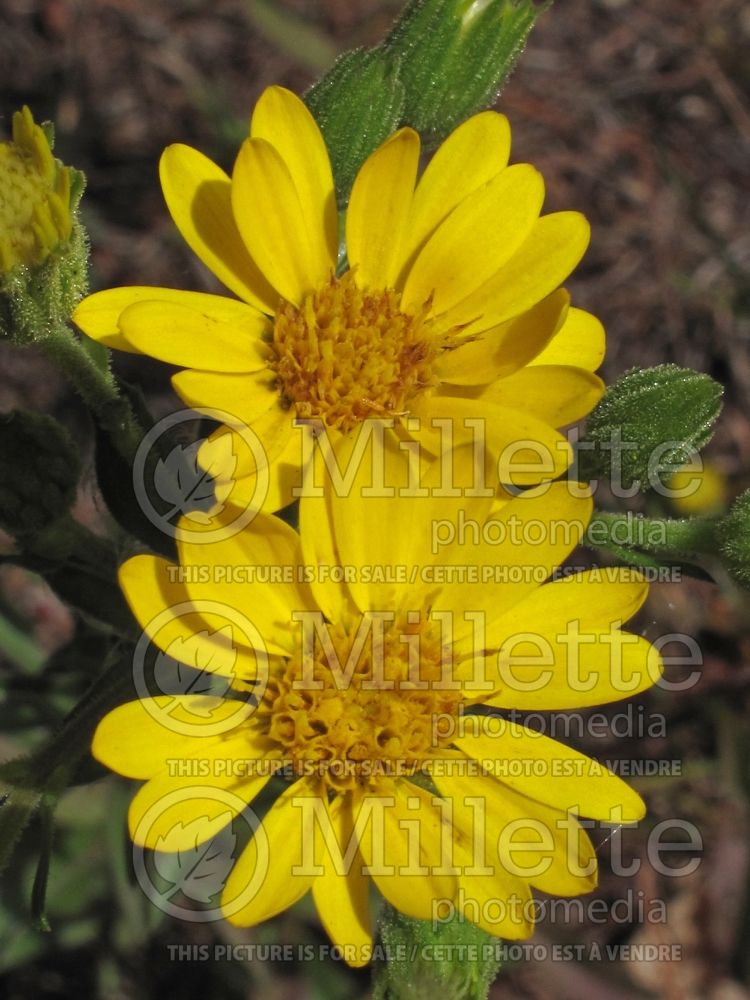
[41,325,142,462]
[585,511,719,561]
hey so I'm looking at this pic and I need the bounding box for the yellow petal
[497,784,598,898]
[223,776,321,926]
[434,290,569,386]
[436,769,597,926]
[356,780,456,921]
[311,796,373,965]
[298,469,352,623]
[438,211,590,334]
[319,430,493,613]
[251,86,338,270]
[232,137,331,305]
[346,128,420,291]
[199,418,301,514]
[118,298,270,372]
[433,770,533,939]
[531,307,605,371]
[118,555,260,680]
[160,144,276,313]
[402,164,545,316]
[429,483,592,643]
[407,393,573,485]
[455,718,646,822]
[487,566,650,639]
[73,286,222,353]
[397,111,511,286]
[128,735,277,849]
[478,629,663,710]
[92,697,257,779]
[481,366,605,428]
[177,509,316,656]
[171,368,279,424]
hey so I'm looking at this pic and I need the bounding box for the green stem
[0,648,136,877]
[0,612,46,672]
[31,791,58,931]
[584,511,719,562]
[41,325,142,462]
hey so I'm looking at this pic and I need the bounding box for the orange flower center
[257,612,463,791]
[269,271,442,433]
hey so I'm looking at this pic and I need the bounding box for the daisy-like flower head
[73,87,605,510]
[93,443,662,963]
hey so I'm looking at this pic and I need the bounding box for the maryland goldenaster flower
[92,446,661,962]
[73,86,604,510]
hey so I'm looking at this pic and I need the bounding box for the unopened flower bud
[716,489,750,588]
[0,107,88,344]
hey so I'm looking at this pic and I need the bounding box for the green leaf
[94,420,177,563]
[577,365,723,491]
[0,781,44,879]
[305,0,548,203]
[306,48,406,208]
[31,793,56,931]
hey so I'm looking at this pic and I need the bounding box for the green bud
[0,410,81,537]
[372,906,501,1000]
[306,0,548,205]
[0,107,89,345]
[384,0,547,143]
[577,365,723,491]
[716,489,750,588]
[305,48,405,208]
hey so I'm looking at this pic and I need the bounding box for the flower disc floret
[271,272,442,431]
[258,613,462,790]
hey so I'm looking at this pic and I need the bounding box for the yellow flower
[0,107,74,274]
[92,446,662,962]
[73,86,604,510]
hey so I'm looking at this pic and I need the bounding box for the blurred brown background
[1,1,750,998]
